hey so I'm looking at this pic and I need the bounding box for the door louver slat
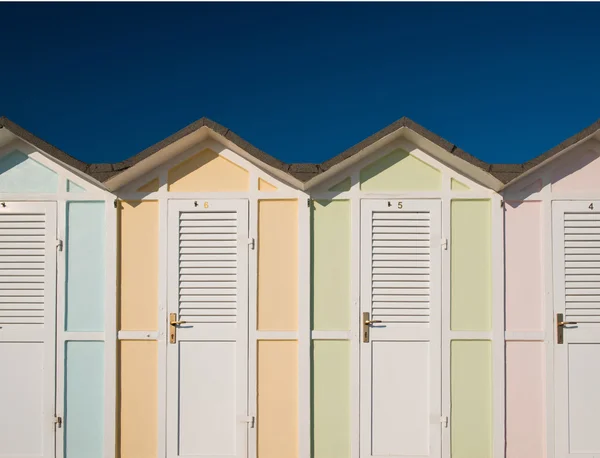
[371,211,431,324]
[178,211,238,324]
[564,212,600,324]
[0,212,46,325]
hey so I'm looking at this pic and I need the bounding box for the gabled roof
[1,114,598,192]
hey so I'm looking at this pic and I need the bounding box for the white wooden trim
[492,195,505,458]
[55,199,66,458]
[118,191,301,201]
[349,173,360,458]
[103,196,117,458]
[297,191,311,458]
[447,331,494,340]
[0,193,109,201]
[157,174,168,458]
[543,183,555,458]
[63,332,105,341]
[441,193,451,458]
[254,331,298,340]
[310,331,352,340]
[248,196,258,458]
[117,331,159,340]
[504,331,546,341]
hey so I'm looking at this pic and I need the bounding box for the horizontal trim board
[117,331,159,340]
[505,331,546,341]
[447,331,493,340]
[63,332,104,341]
[311,331,352,340]
[255,331,298,340]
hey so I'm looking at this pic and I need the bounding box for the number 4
[590,203,594,210]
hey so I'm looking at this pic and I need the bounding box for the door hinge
[307,198,311,208]
[238,415,255,428]
[56,239,64,252]
[441,238,448,251]
[248,238,255,250]
[441,416,448,428]
[54,415,62,428]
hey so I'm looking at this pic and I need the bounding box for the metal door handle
[169,313,187,344]
[170,320,187,326]
[364,319,382,325]
[558,321,577,326]
[557,313,578,345]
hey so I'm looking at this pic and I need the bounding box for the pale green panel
[328,177,351,192]
[0,150,57,193]
[65,341,104,458]
[451,199,492,331]
[451,178,470,191]
[66,202,105,331]
[360,149,441,191]
[451,340,493,458]
[312,340,351,458]
[312,200,351,330]
[67,180,86,193]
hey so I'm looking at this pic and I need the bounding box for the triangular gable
[0,117,107,192]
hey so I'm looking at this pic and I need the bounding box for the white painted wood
[360,199,442,458]
[247,197,258,458]
[554,200,600,457]
[492,195,505,458]
[298,191,311,458]
[104,197,117,458]
[54,200,66,458]
[0,202,57,458]
[166,199,249,458]
[350,174,361,458]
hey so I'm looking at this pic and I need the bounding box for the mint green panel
[0,150,57,193]
[312,340,350,458]
[65,341,104,458]
[66,202,105,331]
[451,199,492,331]
[67,180,86,193]
[328,177,351,192]
[451,340,493,458]
[312,200,350,330]
[360,149,441,191]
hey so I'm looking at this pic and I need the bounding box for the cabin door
[360,199,442,458]
[554,201,600,458]
[166,199,249,458]
[0,202,57,458]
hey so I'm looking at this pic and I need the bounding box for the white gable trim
[303,127,504,192]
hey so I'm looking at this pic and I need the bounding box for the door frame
[164,198,251,458]
[358,198,443,458]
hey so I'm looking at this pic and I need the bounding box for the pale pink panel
[506,342,546,458]
[505,201,543,332]
[552,145,600,192]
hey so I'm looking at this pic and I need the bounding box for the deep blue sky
[1,2,599,166]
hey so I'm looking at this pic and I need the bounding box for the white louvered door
[0,202,57,458]
[554,201,600,458]
[360,199,441,458]
[167,200,249,458]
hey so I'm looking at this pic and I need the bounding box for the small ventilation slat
[371,211,431,324]
[564,212,600,324]
[0,212,46,327]
[178,211,238,324]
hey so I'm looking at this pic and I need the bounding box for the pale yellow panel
[168,149,249,192]
[328,177,351,192]
[119,341,157,458]
[137,178,159,193]
[360,149,441,191]
[258,340,298,458]
[451,178,470,191]
[258,200,298,331]
[119,201,158,331]
[451,199,492,331]
[258,178,277,192]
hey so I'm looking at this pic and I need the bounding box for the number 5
[397,202,403,209]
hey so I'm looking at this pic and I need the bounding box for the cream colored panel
[119,201,158,331]
[257,200,298,331]
[119,341,157,458]
[168,149,249,192]
[258,178,277,191]
[257,340,298,458]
